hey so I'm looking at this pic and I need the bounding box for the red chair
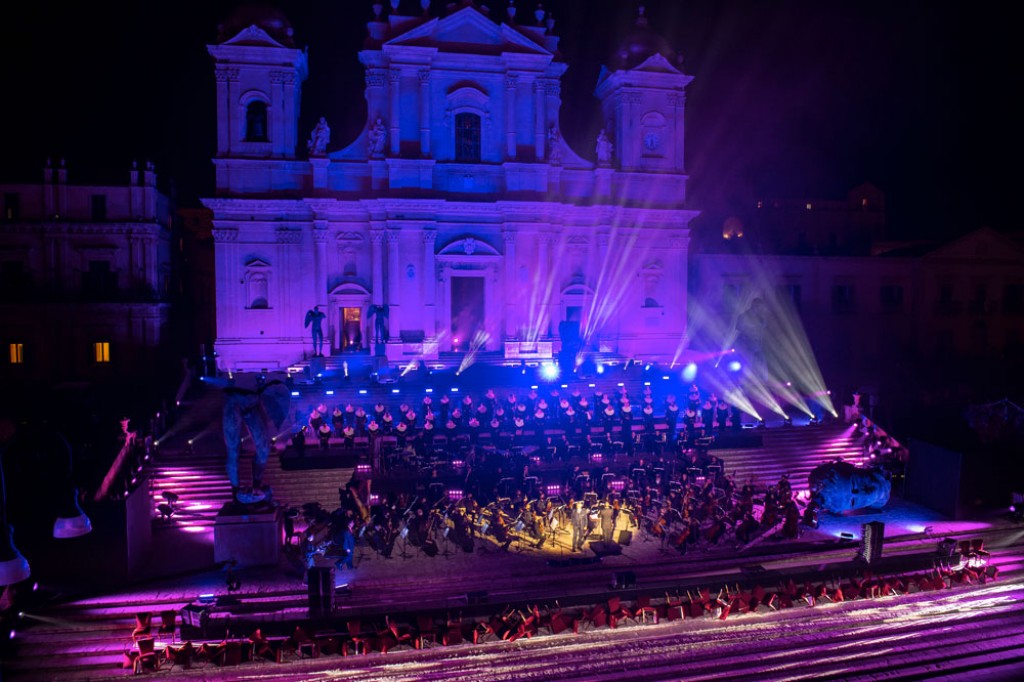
[249,629,280,663]
[164,641,194,671]
[289,626,317,658]
[665,592,685,621]
[415,615,438,649]
[345,620,371,655]
[134,637,161,673]
[132,612,153,643]
[317,634,342,656]
[578,603,608,631]
[607,596,633,628]
[442,616,464,646]
[157,609,177,642]
[389,617,414,646]
[632,595,659,624]
[222,640,244,666]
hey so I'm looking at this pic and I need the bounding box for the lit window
[93,342,111,363]
[9,343,23,364]
[756,201,763,209]
[861,197,868,207]
[805,203,813,210]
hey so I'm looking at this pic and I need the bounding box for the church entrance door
[450,276,485,352]
[340,307,363,351]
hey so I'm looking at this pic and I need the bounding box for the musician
[309,407,325,433]
[599,503,615,543]
[335,519,356,570]
[570,501,588,552]
[736,511,759,544]
[332,407,345,434]
[318,422,332,449]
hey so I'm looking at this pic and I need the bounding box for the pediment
[386,7,552,56]
[438,236,500,257]
[925,227,1024,262]
[244,257,272,268]
[222,24,288,49]
[632,53,682,74]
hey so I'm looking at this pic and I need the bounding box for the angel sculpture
[368,303,390,343]
[304,305,327,356]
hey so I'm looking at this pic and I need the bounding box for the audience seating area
[118,559,998,674]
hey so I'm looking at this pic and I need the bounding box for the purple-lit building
[0,160,173,385]
[203,4,697,371]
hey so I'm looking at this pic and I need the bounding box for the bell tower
[207,7,308,181]
[594,7,692,176]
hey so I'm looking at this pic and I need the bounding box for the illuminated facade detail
[205,6,698,370]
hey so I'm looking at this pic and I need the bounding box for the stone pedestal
[214,503,282,568]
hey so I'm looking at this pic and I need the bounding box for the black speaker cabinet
[616,529,633,546]
[307,566,336,616]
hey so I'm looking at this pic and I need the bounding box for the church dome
[216,3,295,47]
[609,7,678,71]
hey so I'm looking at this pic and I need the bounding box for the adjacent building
[0,160,174,386]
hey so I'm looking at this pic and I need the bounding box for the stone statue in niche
[547,125,562,164]
[596,128,613,166]
[369,117,387,157]
[307,117,330,157]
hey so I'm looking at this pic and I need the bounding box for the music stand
[396,526,413,560]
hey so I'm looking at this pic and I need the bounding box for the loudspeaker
[307,566,335,616]
[616,530,633,546]
[589,541,623,558]
[612,571,636,589]
[466,590,489,605]
[860,521,885,563]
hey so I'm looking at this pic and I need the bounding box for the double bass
[421,510,440,557]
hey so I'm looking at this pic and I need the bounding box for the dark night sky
[0,0,1016,241]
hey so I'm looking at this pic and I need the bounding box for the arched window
[455,113,481,162]
[246,101,269,142]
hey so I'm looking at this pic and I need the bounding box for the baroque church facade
[205,3,697,371]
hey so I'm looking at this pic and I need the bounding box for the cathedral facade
[205,4,697,371]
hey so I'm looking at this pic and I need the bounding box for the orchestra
[290,382,812,576]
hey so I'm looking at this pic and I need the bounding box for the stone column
[538,233,552,339]
[505,74,518,159]
[389,70,401,157]
[503,229,517,338]
[365,69,387,123]
[387,230,401,337]
[533,80,546,160]
[419,69,431,157]
[422,229,437,337]
[212,226,239,343]
[370,228,385,306]
[669,92,686,172]
[312,221,328,308]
